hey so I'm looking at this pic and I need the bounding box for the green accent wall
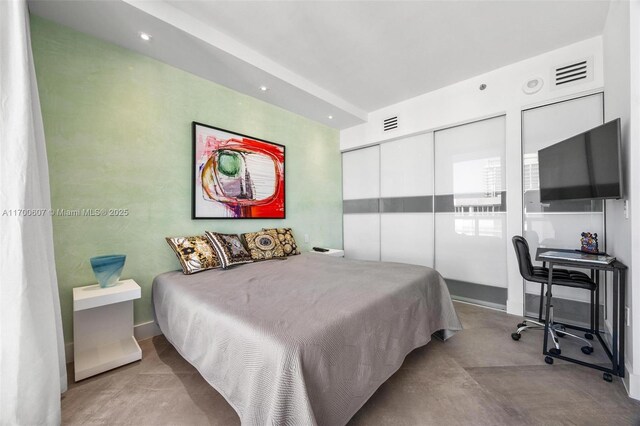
[30,16,343,344]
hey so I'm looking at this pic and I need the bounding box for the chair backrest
[512,236,535,280]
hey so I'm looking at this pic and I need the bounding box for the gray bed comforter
[152,253,461,426]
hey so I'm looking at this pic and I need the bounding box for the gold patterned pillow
[262,228,300,256]
[205,231,253,269]
[242,229,285,260]
[166,235,221,274]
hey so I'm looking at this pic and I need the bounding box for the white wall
[341,37,605,317]
[603,0,640,399]
[603,0,635,396]
[631,0,640,400]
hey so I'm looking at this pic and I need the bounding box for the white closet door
[522,93,604,302]
[434,116,507,288]
[380,214,433,266]
[380,134,434,267]
[342,146,380,200]
[344,214,380,261]
[342,146,380,260]
[380,134,433,197]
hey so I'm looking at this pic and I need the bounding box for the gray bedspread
[152,253,461,426]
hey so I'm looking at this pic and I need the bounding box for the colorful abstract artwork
[192,122,285,219]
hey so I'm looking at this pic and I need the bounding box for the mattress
[152,253,461,425]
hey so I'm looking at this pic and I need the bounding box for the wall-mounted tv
[538,118,622,202]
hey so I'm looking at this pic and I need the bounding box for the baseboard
[624,363,640,400]
[134,320,163,341]
[451,295,506,311]
[445,280,507,309]
[453,298,501,310]
[64,320,163,364]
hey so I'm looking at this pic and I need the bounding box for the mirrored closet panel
[522,93,604,304]
[434,116,508,296]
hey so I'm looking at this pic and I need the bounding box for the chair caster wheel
[556,331,566,338]
[585,333,594,340]
[581,346,594,355]
[511,333,521,341]
[545,356,554,365]
[603,373,613,382]
[549,348,561,355]
[517,322,526,328]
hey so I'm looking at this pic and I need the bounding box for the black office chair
[511,236,597,358]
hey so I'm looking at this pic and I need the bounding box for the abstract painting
[192,122,285,219]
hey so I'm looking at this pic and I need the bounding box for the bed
[152,253,461,425]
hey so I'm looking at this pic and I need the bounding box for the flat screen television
[538,118,622,202]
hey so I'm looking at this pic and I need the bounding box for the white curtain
[0,0,68,424]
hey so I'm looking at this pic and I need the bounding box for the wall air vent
[383,116,398,132]
[552,57,593,90]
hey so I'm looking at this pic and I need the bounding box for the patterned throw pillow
[242,229,285,260]
[262,228,300,256]
[205,231,253,269]
[166,235,221,274]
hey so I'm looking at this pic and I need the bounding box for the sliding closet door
[522,93,604,304]
[434,116,507,301]
[380,134,434,267]
[342,146,380,261]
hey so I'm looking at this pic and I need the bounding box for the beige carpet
[62,302,640,425]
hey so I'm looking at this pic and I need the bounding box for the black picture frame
[192,121,286,219]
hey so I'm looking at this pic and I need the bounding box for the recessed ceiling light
[522,77,544,94]
[328,115,333,120]
[259,86,269,91]
[139,32,152,41]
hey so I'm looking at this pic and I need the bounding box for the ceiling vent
[552,57,593,90]
[383,116,398,132]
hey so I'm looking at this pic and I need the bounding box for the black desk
[535,248,627,381]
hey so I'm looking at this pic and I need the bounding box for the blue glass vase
[90,255,126,288]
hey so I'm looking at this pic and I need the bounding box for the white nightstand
[73,279,142,381]
[310,248,345,257]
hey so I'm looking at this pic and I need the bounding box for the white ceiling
[28,1,610,129]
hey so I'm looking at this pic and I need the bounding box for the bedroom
[1,0,640,424]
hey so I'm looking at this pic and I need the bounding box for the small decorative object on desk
[90,254,126,288]
[580,232,599,254]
